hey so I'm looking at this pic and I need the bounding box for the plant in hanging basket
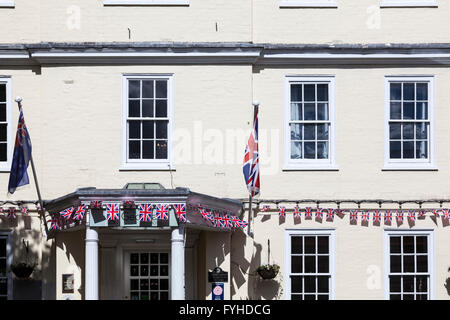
[122,200,136,208]
[11,262,36,280]
[256,264,280,280]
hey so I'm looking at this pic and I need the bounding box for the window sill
[380,1,437,8]
[104,0,189,6]
[120,163,175,171]
[0,1,14,7]
[280,1,337,8]
[382,164,438,171]
[283,164,339,171]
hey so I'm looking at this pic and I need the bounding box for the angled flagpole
[14,97,49,235]
[247,100,260,238]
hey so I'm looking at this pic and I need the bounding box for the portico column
[171,226,185,300]
[85,226,99,300]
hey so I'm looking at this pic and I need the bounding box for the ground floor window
[385,230,433,300]
[285,229,335,300]
[0,233,11,300]
[127,252,170,300]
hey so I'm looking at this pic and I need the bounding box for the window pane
[390,102,401,119]
[291,236,303,254]
[403,256,415,273]
[130,253,139,264]
[317,276,329,293]
[390,83,402,100]
[155,140,168,159]
[416,102,428,120]
[403,83,415,100]
[129,80,140,98]
[317,84,328,101]
[416,276,428,293]
[160,265,169,276]
[142,141,154,159]
[128,100,140,117]
[0,84,5,102]
[416,141,428,159]
[403,102,415,120]
[304,142,315,159]
[304,276,316,293]
[390,255,401,273]
[129,141,141,159]
[390,294,401,300]
[291,142,302,159]
[417,294,428,300]
[403,276,414,292]
[160,279,169,291]
[142,100,154,117]
[304,256,316,273]
[317,103,329,120]
[291,84,302,101]
[150,253,158,263]
[0,239,5,257]
[156,121,168,139]
[403,141,414,159]
[130,279,139,290]
[403,236,414,253]
[140,253,148,264]
[0,278,7,295]
[415,123,428,140]
[160,253,168,264]
[129,121,140,139]
[291,256,303,273]
[291,294,302,300]
[291,103,302,121]
[142,121,154,139]
[0,103,6,122]
[416,83,428,100]
[403,294,414,300]
[140,279,149,290]
[155,100,167,118]
[290,124,302,140]
[0,144,6,162]
[304,103,315,120]
[150,266,158,276]
[416,236,428,253]
[155,81,167,98]
[304,237,315,254]
[142,80,154,98]
[291,276,303,293]
[316,124,328,140]
[317,236,329,254]
[130,265,139,276]
[317,256,329,273]
[390,237,401,253]
[390,141,401,159]
[390,275,401,292]
[0,125,6,142]
[304,85,315,102]
[390,123,401,140]
[150,279,158,290]
[416,255,428,273]
[402,123,414,140]
[304,124,315,140]
[317,142,328,159]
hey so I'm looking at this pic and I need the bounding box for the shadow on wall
[445,267,450,296]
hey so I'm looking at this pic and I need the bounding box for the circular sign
[213,285,223,296]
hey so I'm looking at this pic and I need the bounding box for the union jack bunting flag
[60,207,74,220]
[173,203,187,223]
[361,210,370,223]
[433,209,440,218]
[261,205,270,212]
[294,206,301,219]
[222,214,233,229]
[73,204,86,221]
[373,210,382,224]
[212,214,223,228]
[106,203,120,221]
[0,207,3,213]
[7,207,16,219]
[238,219,249,229]
[155,204,169,220]
[231,215,241,228]
[326,209,335,222]
[304,207,313,220]
[199,208,212,222]
[443,209,450,220]
[418,210,425,219]
[138,204,153,222]
[278,206,286,218]
[396,210,404,223]
[350,210,358,224]
[408,210,416,221]
[384,210,392,224]
[48,218,59,231]
[315,208,324,220]
[90,200,102,209]
[243,105,260,197]
[20,206,29,214]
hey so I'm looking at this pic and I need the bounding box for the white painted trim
[0,77,12,172]
[0,1,14,8]
[383,229,434,300]
[32,52,260,59]
[383,76,436,170]
[380,0,438,7]
[284,75,337,170]
[121,74,174,170]
[280,0,337,7]
[284,229,336,300]
[104,0,189,5]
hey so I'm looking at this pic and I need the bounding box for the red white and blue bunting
[196,206,248,231]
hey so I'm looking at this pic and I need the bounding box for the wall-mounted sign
[62,274,74,294]
[208,267,228,283]
[211,282,224,300]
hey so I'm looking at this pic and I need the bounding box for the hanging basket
[11,262,36,280]
[256,264,280,280]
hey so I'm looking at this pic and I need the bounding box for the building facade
[1,0,450,300]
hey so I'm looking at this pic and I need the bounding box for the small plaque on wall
[62,274,74,294]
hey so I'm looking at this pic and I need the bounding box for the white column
[85,226,99,300]
[171,226,185,300]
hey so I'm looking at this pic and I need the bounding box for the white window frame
[383,75,436,171]
[383,230,434,300]
[104,0,189,6]
[0,1,14,8]
[380,0,437,8]
[284,229,336,300]
[0,231,13,300]
[0,77,12,172]
[284,75,337,171]
[121,74,174,171]
[280,0,337,8]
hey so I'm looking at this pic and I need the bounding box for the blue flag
[8,109,32,194]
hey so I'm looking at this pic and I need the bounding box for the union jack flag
[73,204,86,221]
[418,210,425,219]
[443,209,450,220]
[238,219,249,229]
[60,207,74,220]
[384,210,392,224]
[433,209,440,218]
[173,203,187,223]
[350,210,358,223]
[155,204,169,220]
[326,209,335,222]
[243,105,260,197]
[373,210,382,223]
[222,214,233,229]
[7,207,16,219]
[0,207,3,213]
[396,210,404,223]
[294,206,301,219]
[20,206,29,214]
[138,203,153,222]
[278,206,286,218]
[48,218,59,231]
[199,208,213,223]
[315,208,324,220]
[361,210,370,223]
[231,215,241,228]
[106,203,120,221]
[212,214,223,228]
[261,205,270,212]
[304,207,313,219]
[90,200,102,209]
[408,210,416,221]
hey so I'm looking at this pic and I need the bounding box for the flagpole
[247,100,259,238]
[14,97,49,235]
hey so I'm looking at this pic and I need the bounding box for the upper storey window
[380,0,437,7]
[0,1,14,8]
[280,0,337,8]
[104,0,189,5]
